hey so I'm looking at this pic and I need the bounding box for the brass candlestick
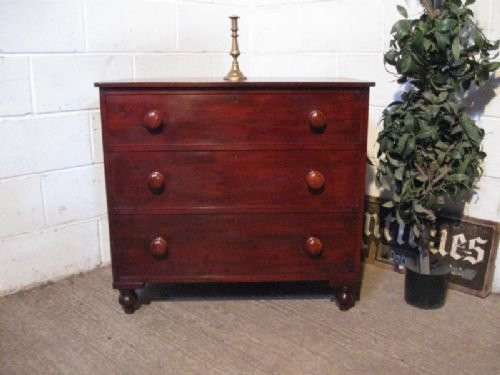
[224,15,247,81]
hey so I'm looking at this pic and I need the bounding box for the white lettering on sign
[364,209,489,265]
[384,214,396,242]
[464,237,487,265]
[429,228,448,257]
[364,212,381,239]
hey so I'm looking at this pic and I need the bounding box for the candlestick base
[224,62,247,81]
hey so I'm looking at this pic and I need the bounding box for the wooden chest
[95,79,374,313]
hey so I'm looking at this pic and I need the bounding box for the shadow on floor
[139,280,336,305]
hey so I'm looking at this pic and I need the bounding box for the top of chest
[95,78,375,90]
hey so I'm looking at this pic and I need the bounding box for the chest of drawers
[95,79,374,313]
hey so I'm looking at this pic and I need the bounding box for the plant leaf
[448,101,460,115]
[414,204,436,221]
[446,174,469,183]
[386,153,403,167]
[384,51,397,65]
[416,126,437,140]
[435,33,449,50]
[422,91,436,103]
[382,201,395,208]
[460,114,483,146]
[397,5,408,19]
[403,136,416,157]
[395,166,405,181]
[437,19,458,32]
[404,113,415,130]
[392,193,401,203]
[395,209,405,225]
[395,133,411,154]
[413,224,420,238]
[391,19,411,36]
[435,141,448,150]
[452,37,461,59]
[400,55,412,73]
[437,91,448,103]
[416,174,429,182]
[488,62,500,72]
[423,38,432,51]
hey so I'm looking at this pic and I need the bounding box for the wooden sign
[363,196,499,297]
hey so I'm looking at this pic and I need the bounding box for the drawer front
[107,149,361,211]
[111,213,359,279]
[104,91,367,148]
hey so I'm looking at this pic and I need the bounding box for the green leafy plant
[376,0,499,272]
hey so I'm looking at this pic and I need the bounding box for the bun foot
[118,289,139,314]
[334,286,356,311]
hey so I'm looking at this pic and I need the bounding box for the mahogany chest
[95,79,374,313]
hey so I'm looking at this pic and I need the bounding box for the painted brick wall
[1,0,499,295]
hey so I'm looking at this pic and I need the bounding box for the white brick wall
[177,3,249,52]
[42,164,107,226]
[493,1,500,41]
[337,54,402,107]
[0,114,92,178]
[0,221,100,292]
[482,118,500,178]
[86,0,177,52]
[0,176,45,238]
[135,54,213,78]
[90,111,104,163]
[32,55,133,112]
[0,57,31,116]
[252,5,299,52]
[1,0,499,296]
[299,0,384,53]
[251,54,337,77]
[0,0,85,52]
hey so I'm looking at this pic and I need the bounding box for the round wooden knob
[150,237,168,257]
[305,236,323,256]
[143,109,162,130]
[306,170,325,190]
[309,110,327,129]
[147,171,165,191]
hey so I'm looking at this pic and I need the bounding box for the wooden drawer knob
[147,171,165,191]
[309,110,327,129]
[143,109,162,130]
[150,237,168,257]
[306,170,325,190]
[305,236,323,257]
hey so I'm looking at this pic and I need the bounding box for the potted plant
[376,0,499,308]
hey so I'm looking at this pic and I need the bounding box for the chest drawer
[104,91,367,149]
[111,212,359,280]
[107,149,361,212]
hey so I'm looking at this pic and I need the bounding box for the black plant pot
[404,262,451,309]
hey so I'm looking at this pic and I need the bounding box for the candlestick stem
[224,15,246,81]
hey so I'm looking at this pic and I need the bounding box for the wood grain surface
[98,80,372,312]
